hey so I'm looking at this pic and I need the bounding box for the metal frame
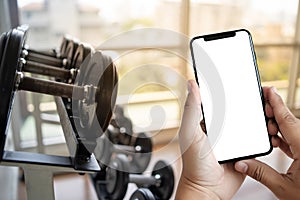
[287,1,300,110]
[1,94,101,199]
[1,151,99,200]
[0,94,101,199]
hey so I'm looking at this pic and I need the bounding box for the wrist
[175,176,221,200]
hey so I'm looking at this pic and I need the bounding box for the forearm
[175,176,221,200]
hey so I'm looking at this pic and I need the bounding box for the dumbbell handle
[18,76,85,100]
[129,174,161,187]
[113,144,141,154]
[25,48,57,58]
[23,49,64,67]
[23,60,72,79]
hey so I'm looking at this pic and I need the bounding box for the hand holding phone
[190,29,272,163]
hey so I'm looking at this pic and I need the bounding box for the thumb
[235,159,284,197]
[179,80,202,152]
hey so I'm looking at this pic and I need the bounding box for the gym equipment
[108,105,134,145]
[21,33,81,69]
[106,155,174,200]
[130,188,156,200]
[0,25,117,140]
[96,132,152,173]
[0,25,118,200]
[21,41,92,83]
[18,28,92,86]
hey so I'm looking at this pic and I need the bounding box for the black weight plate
[65,39,79,69]
[108,105,133,145]
[0,33,8,65]
[100,61,118,134]
[135,133,152,153]
[95,134,113,166]
[130,133,152,173]
[59,35,72,58]
[72,51,117,143]
[72,52,98,140]
[106,155,129,200]
[130,188,156,200]
[0,27,27,159]
[149,161,174,200]
[71,43,93,70]
[95,54,117,133]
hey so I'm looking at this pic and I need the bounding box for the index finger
[263,87,300,156]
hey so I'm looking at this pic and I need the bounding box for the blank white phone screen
[191,30,271,162]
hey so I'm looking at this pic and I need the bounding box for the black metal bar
[2,150,101,172]
[23,60,71,79]
[130,174,157,186]
[2,151,72,167]
[8,0,19,28]
[18,76,84,99]
[27,48,57,58]
[26,51,63,67]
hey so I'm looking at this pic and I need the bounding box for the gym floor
[16,141,290,200]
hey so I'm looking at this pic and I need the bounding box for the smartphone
[190,29,272,163]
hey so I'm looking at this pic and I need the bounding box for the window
[17,0,300,149]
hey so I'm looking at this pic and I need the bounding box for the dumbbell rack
[0,26,102,200]
[0,25,174,200]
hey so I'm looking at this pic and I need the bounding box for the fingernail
[271,87,278,94]
[187,80,193,92]
[235,161,248,173]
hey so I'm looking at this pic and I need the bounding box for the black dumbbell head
[71,43,94,71]
[106,155,129,200]
[0,32,8,65]
[130,188,156,200]
[130,132,152,173]
[72,51,118,141]
[149,161,174,200]
[0,26,28,159]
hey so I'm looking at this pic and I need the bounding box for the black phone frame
[190,29,273,164]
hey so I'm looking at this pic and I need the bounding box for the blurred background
[0,0,299,199]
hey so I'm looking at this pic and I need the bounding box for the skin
[176,80,300,200]
[175,80,245,200]
[235,86,300,200]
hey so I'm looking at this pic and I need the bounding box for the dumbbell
[18,25,81,69]
[21,42,93,83]
[96,132,152,173]
[21,42,93,82]
[22,36,79,68]
[106,155,174,200]
[0,26,118,143]
[16,27,92,83]
[130,188,156,200]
